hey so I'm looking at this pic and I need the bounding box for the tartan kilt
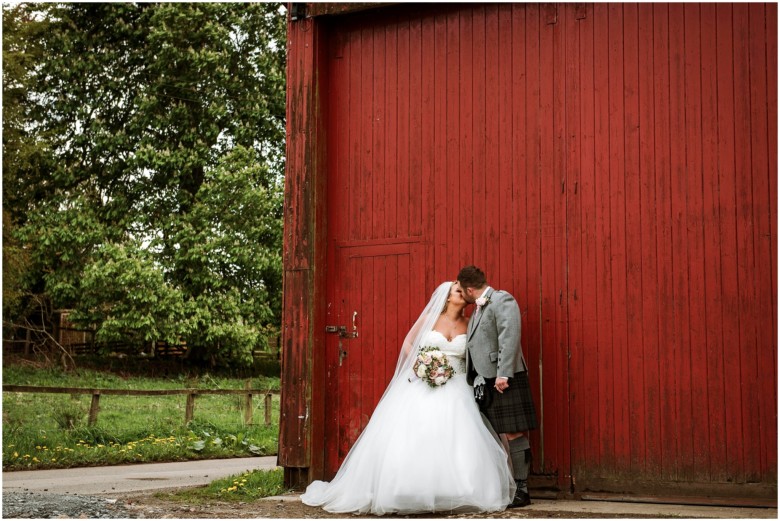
[479,371,538,433]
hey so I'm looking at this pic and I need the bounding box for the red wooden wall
[282,3,777,498]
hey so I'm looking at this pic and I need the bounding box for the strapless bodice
[418,330,468,373]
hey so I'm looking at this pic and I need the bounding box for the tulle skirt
[301,374,515,515]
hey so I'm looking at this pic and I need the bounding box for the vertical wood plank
[683,3,710,481]
[766,2,779,479]
[280,14,325,472]
[472,5,487,269]
[669,2,690,481]
[578,1,600,474]
[421,13,436,283]
[637,2,662,479]
[748,3,775,479]
[359,26,372,241]
[538,1,557,474]
[397,15,411,240]
[622,2,646,474]
[484,5,500,280]
[732,4,759,482]
[768,3,779,369]
[358,257,371,432]
[445,8,460,273]
[698,3,726,482]
[608,3,630,470]
[385,254,399,383]
[652,3,677,482]
[564,1,584,479]
[433,12,447,278]
[497,5,513,288]
[715,3,744,483]
[372,256,386,407]
[593,2,614,475]
[552,5,570,483]
[385,18,398,239]
[459,7,474,268]
[372,22,386,241]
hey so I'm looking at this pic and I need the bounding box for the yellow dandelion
[13,452,19,458]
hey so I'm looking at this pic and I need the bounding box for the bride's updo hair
[440,282,455,314]
[457,265,487,289]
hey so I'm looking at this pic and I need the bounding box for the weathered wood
[185,393,196,423]
[244,381,253,426]
[264,393,273,427]
[2,385,278,396]
[306,3,393,18]
[4,385,278,428]
[280,9,329,477]
[88,393,100,426]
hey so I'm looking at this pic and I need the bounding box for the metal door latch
[325,311,359,339]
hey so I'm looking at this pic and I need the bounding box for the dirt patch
[120,492,665,519]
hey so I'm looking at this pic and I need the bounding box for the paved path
[2,456,278,495]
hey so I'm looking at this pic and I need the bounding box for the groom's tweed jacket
[466,288,537,433]
[466,288,528,381]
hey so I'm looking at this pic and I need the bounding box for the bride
[301,281,516,515]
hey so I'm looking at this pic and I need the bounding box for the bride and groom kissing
[302,265,538,515]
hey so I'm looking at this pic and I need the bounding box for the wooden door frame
[281,13,330,488]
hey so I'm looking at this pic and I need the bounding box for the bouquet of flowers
[412,346,455,387]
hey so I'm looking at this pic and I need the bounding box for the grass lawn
[2,364,281,471]
[158,467,289,503]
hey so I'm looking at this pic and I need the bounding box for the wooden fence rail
[2,384,279,427]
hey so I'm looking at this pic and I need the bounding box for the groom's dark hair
[457,265,487,289]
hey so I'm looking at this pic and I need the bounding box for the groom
[458,265,538,508]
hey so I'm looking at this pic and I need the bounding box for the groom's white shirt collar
[476,286,492,300]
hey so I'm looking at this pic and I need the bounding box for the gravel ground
[3,491,661,519]
[3,492,138,519]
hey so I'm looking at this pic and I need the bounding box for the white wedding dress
[301,330,515,515]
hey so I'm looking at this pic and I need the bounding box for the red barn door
[289,2,777,498]
[321,13,429,475]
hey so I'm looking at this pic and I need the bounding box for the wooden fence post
[185,392,196,423]
[88,392,100,426]
[244,380,253,425]
[264,393,273,426]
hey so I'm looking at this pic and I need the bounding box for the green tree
[3,2,286,366]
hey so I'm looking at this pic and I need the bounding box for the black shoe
[509,490,531,508]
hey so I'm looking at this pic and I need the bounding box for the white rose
[416,365,427,378]
[434,376,447,385]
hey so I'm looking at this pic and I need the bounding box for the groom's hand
[494,377,509,393]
